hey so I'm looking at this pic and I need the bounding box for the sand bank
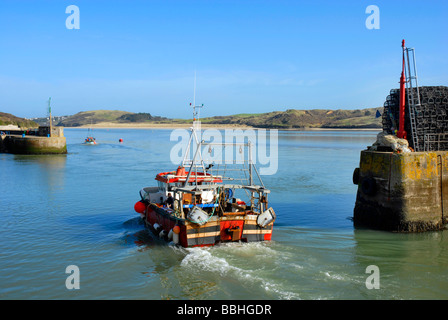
[68,122,381,131]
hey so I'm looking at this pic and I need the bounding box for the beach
[71,122,381,131]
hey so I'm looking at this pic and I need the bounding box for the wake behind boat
[133,104,276,247]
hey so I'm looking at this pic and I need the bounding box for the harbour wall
[0,126,67,154]
[353,150,447,232]
[1,135,67,154]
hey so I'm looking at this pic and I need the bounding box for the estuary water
[0,128,447,300]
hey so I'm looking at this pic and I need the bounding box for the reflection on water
[352,229,448,299]
[12,154,67,197]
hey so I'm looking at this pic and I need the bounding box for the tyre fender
[361,177,376,196]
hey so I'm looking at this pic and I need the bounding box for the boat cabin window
[157,181,166,192]
[166,182,181,192]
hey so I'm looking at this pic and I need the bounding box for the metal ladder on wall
[403,45,421,151]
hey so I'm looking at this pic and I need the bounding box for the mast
[48,97,52,137]
[397,39,421,150]
[193,70,196,118]
[397,40,407,139]
[183,73,206,186]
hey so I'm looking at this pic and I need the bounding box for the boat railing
[171,184,269,193]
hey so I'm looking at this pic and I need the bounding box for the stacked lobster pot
[382,86,448,151]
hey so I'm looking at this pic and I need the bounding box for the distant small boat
[84,136,96,145]
[84,123,96,144]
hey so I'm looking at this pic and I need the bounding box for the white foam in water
[291,263,304,270]
[181,247,231,276]
[323,271,346,281]
[179,244,301,300]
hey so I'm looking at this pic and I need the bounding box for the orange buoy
[134,201,146,214]
[176,166,186,176]
[173,225,181,234]
[119,138,123,142]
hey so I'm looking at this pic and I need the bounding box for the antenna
[190,71,204,121]
[193,70,196,111]
[190,103,204,121]
[48,97,52,137]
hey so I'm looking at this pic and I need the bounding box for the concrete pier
[0,126,67,155]
[353,150,447,232]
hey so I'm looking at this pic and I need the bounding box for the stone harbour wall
[1,135,67,154]
[353,150,447,232]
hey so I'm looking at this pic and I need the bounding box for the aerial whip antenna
[190,71,203,121]
[48,97,52,137]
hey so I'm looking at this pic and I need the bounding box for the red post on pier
[397,39,407,139]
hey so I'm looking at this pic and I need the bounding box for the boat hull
[144,203,273,247]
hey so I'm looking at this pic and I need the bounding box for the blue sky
[0,0,447,119]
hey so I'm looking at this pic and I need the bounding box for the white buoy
[172,225,180,244]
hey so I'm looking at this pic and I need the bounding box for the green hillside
[56,110,133,126]
[49,107,383,129]
[199,107,383,129]
[56,110,169,126]
[0,112,38,128]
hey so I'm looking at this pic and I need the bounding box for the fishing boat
[133,104,276,247]
[84,136,96,145]
[83,122,96,145]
